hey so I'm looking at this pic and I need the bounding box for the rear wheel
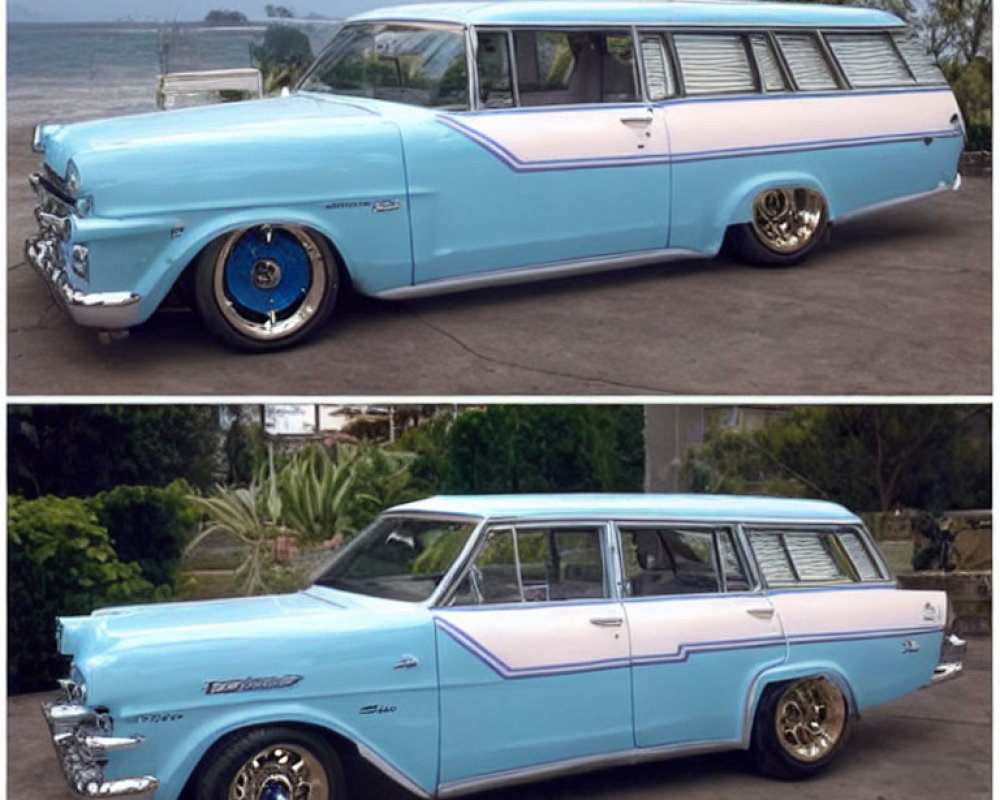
[730,187,828,266]
[749,677,850,779]
[193,224,339,351]
[196,726,345,800]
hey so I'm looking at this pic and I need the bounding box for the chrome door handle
[393,654,419,670]
[590,617,624,628]
[746,607,775,620]
[620,112,653,127]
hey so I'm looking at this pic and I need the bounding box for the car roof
[349,1,903,29]
[388,493,862,524]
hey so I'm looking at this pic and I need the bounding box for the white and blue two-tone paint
[27,0,963,350]
[44,493,964,800]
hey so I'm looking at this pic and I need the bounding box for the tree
[250,25,314,93]
[204,9,249,25]
[445,406,643,493]
[266,4,295,17]
[8,405,219,499]
[680,406,990,512]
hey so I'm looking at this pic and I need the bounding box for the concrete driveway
[8,124,991,396]
[7,637,990,800]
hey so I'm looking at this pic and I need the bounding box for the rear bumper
[42,701,158,797]
[931,633,966,684]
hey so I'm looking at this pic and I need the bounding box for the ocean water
[7,22,340,127]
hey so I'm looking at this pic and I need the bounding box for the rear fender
[741,662,858,749]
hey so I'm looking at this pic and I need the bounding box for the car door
[618,524,788,748]
[401,27,672,285]
[434,523,632,787]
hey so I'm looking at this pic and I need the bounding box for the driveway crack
[412,316,682,394]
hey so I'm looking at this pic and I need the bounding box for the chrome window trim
[614,521,741,597]
[824,30,918,90]
[299,20,473,110]
[742,523,895,589]
[437,519,616,608]
[670,31,761,97]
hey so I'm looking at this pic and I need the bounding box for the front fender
[149,697,438,800]
[134,202,413,320]
[741,661,858,749]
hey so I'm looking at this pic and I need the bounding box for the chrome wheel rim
[229,743,329,800]
[214,225,329,342]
[751,188,825,254]
[775,678,846,763]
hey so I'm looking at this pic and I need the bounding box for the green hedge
[8,485,201,694]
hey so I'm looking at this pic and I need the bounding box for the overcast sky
[7,0,395,22]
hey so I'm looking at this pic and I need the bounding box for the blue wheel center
[259,778,291,800]
[225,229,311,315]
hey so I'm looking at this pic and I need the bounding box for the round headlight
[65,161,82,196]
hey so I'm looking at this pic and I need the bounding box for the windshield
[313,515,479,602]
[298,23,470,110]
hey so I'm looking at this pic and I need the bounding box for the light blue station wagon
[45,494,964,800]
[27,1,963,349]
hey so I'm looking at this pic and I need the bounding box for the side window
[514,29,637,106]
[453,526,607,605]
[837,530,883,580]
[640,34,676,101]
[750,34,789,92]
[673,34,756,95]
[892,33,947,85]
[748,529,881,586]
[476,31,514,107]
[826,33,915,87]
[621,527,747,596]
[776,33,839,91]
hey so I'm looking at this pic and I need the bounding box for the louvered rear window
[827,33,914,87]
[674,34,756,95]
[776,34,839,91]
[750,34,788,91]
[748,529,884,586]
[893,33,948,84]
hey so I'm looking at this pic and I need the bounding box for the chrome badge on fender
[204,675,303,695]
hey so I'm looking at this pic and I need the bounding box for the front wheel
[730,187,828,266]
[749,677,850,779]
[196,726,345,800]
[193,224,339,351]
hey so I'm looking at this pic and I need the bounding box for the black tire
[749,677,850,780]
[195,725,345,800]
[193,224,339,351]
[730,187,828,267]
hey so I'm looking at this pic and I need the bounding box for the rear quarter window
[748,528,886,586]
[826,33,915,87]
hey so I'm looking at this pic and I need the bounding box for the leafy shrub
[8,496,152,694]
[95,481,201,590]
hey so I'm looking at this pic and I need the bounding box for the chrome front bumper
[42,701,158,797]
[931,633,966,684]
[26,171,143,330]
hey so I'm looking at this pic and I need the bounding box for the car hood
[36,94,384,177]
[58,587,421,661]
[57,588,434,714]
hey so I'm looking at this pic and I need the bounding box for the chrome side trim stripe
[437,739,739,798]
[357,744,434,800]
[833,180,959,225]
[374,247,706,301]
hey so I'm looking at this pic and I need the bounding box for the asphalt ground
[7,636,991,800]
[7,123,992,396]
